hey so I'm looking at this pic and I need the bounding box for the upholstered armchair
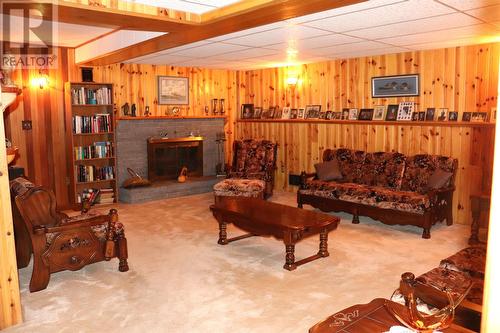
[226,139,278,198]
[10,178,129,292]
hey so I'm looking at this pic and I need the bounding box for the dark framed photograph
[437,108,448,121]
[341,108,349,120]
[471,112,487,122]
[426,108,435,121]
[385,104,399,121]
[325,111,333,120]
[332,112,342,120]
[319,112,327,120]
[418,111,426,121]
[371,74,419,98]
[297,108,305,119]
[290,108,298,119]
[462,112,472,122]
[448,111,458,121]
[158,76,189,105]
[274,106,282,119]
[241,104,254,119]
[358,108,374,120]
[253,107,263,119]
[411,112,419,121]
[305,105,321,119]
[268,106,276,119]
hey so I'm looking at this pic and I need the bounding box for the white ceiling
[117,0,500,69]
[122,0,241,14]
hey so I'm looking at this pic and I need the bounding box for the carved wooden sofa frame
[11,183,129,292]
[297,149,457,239]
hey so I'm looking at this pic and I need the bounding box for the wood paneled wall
[4,48,79,209]
[236,43,499,225]
[92,64,239,162]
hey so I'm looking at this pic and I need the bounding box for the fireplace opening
[147,137,203,182]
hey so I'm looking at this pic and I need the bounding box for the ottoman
[213,179,265,203]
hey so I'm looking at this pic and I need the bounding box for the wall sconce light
[286,76,298,86]
[31,73,49,89]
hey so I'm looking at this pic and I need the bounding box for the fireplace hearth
[147,136,203,182]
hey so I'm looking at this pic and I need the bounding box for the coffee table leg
[218,221,228,245]
[284,244,296,271]
[318,230,329,257]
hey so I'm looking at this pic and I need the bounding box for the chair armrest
[300,171,317,188]
[33,215,110,234]
[427,186,456,201]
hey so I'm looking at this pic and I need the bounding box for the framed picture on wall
[253,107,263,119]
[437,108,448,121]
[332,112,342,120]
[471,112,487,122]
[305,105,322,118]
[418,111,426,121]
[297,108,305,119]
[290,109,298,119]
[348,108,358,120]
[462,112,472,122]
[448,111,458,121]
[373,105,386,120]
[282,107,291,119]
[241,104,254,119]
[385,104,399,121]
[358,108,374,120]
[425,108,435,121]
[396,102,414,121]
[341,108,350,120]
[158,76,189,105]
[371,74,419,98]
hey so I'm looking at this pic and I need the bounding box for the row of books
[74,141,114,160]
[71,87,112,105]
[77,188,115,205]
[72,114,112,134]
[76,165,114,183]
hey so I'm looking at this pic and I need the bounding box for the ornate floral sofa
[214,139,278,200]
[298,148,458,238]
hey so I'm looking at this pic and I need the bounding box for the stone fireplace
[147,136,203,182]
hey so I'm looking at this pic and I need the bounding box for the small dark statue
[131,104,137,117]
[121,103,130,116]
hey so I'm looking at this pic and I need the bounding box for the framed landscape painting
[371,74,419,98]
[158,76,189,105]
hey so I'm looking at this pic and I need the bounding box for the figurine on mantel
[144,106,150,117]
[131,104,137,117]
[121,103,130,116]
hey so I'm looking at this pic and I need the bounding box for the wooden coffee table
[209,197,339,270]
[309,298,475,333]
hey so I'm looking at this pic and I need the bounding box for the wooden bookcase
[64,82,117,206]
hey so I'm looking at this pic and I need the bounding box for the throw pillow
[427,169,453,189]
[314,159,343,181]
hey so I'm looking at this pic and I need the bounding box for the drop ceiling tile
[294,34,364,49]
[346,13,481,40]
[302,0,456,33]
[169,42,248,57]
[466,4,500,22]
[379,23,499,46]
[207,22,287,42]
[158,41,214,55]
[333,46,412,59]
[311,41,394,56]
[221,25,330,47]
[126,54,196,64]
[287,0,405,24]
[210,47,278,61]
[436,0,500,11]
[406,37,493,51]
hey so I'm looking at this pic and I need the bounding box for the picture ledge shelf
[236,119,496,127]
[118,116,227,120]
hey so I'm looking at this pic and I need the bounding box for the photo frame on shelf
[371,74,419,98]
[448,111,458,121]
[418,111,426,121]
[268,106,276,119]
[385,104,399,121]
[325,111,333,120]
[396,102,414,121]
[319,112,327,119]
[297,108,305,119]
[158,76,189,105]
[332,112,342,120]
[425,108,435,121]
[411,112,419,121]
[437,108,448,121]
[462,112,472,122]
[282,107,291,119]
[290,109,298,119]
[471,112,487,122]
[490,107,497,122]
[348,108,358,120]
[305,105,322,119]
[358,108,374,121]
[274,106,283,119]
[241,104,255,119]
[253,107,263,119]
[373,105,386,120]
[341,108,350,120]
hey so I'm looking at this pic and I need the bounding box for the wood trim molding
[78,0,366,66]
[237,119,497,127]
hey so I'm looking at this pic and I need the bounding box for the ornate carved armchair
[10,178,129,292]
[227,139,278,198]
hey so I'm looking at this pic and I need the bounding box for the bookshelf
[64,82,117,206]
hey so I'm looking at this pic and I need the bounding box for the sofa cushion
[427,169,453,189]
[300,181,430,214]
[315,159,342,181]
[323,148,366,183]
[233,139,277,174]
[401,154,457,193]
[358,152,406,189]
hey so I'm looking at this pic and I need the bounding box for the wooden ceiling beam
[9,0,199,32]
[79,0,366,66]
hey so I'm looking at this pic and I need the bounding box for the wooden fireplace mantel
[147,136,203,144]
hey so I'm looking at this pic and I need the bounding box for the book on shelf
[77,187,115,204]
[72,114,112,134]
[74,141,113,160]
[71,86,112,105]
[75,165,114,183]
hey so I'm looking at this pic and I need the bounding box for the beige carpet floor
[6,191,470,333]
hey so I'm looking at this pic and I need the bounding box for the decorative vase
[211,99,218,115]
[219,99,225,115]
[178,167,188,183]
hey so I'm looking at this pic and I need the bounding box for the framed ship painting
[158,76,189,105]
[372,74,419,98]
